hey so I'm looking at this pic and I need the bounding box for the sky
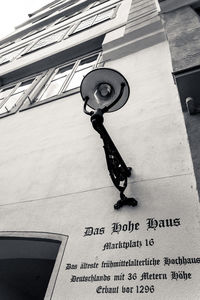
[0,0,52,39]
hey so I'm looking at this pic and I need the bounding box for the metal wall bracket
[90,109,137,209]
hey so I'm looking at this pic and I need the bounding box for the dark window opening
[0,237,61,300]
[192,2,200,16]
[194,7,200,15]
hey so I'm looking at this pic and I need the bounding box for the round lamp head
[80,68,130,112]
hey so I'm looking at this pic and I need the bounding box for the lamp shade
[80,68,130,112]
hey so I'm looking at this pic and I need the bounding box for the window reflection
[94,9,113,24]
[66,55,98,91]
[39,65,73,101]
[0,87,13,101]
[0,47,25,65]
[75,16,96,32]
[36,53,100,102]
[74,7,114,33]
[0,80,33,114]
[28,29,68,53]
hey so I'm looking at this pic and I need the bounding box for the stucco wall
[0,39,199,299]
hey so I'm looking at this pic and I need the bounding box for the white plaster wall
[0,41,195,204]
[0,40,199,299]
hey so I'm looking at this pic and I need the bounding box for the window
[54,10,82,25]
[25,28,69,53]
[32,13,52,24]
[192,2,200,15]
[50,0,65,8]
[72,7,116,33]
[194,6,200,16]
[0,41,15,51]
[89,0,110,9]
[35,53,100,103]
[0,47,26,65]
[58,0,80,11]
[0,232,68,300]
[21,26,47,40]
[0,77,36,116]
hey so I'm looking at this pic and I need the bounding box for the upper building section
[159,0,200,72]
[16,0,90,30]
[159,0,200,113]
[0,0,163,83]
[0,0,164,118]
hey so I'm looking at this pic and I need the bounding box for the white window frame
[54,9,83,26]
[0,74,43,117]
[50,0,66,9]
[0,41,15,51]
[89,0,110,9]
[0,231,68,300]
[21,26,47,40]
[71,4,119,34]
[0,45,27,65]
[20,51,102,110]
[58,0,80,11]
[38,52,101,101]
[24,26,70,54]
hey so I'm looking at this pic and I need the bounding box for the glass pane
[55,16,68,25]
[0,91,23,114]
[59,0,79,10]
[91,0,108,8]
[0,87,14,101]
[39,77,66,101]
[93,9,113,24]
[77,55,98,71]
[66,66,93,90]
[29,29,66,52]
[0,105,8,114]
[0,237,61,300]
[14,79,34,94]
[22,27,46,40]
[0,48,24,64]
[75,16,96,32]
[51,0,64,8]
[54,64,73,80]
[0,79,33,114]
[56,11,81,25]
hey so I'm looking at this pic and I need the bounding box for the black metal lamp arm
[90,109,137,209]
[82,81,137,209]
[91,110,131,191]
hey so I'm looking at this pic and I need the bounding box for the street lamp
[80,68,137,210]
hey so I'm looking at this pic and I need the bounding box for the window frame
[89,0,110,9]
[70,4,119,35]
[20,51,103,111]
[0,231,68,300]
[58,0,80,11]
[0,45,28,65]
[0,73,43,118]
[21,26,48,41]
[0,41,15,51]
[50,0,66,9]
[54,10,83,26]
[23,26,71,55]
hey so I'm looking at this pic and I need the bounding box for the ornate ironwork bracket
[84,100,137,209]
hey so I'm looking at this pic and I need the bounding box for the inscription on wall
[64,217,199,296]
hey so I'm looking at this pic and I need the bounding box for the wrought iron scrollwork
[83,82,137,209]
[89,109,137,209]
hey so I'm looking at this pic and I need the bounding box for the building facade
[0,0,199,299]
